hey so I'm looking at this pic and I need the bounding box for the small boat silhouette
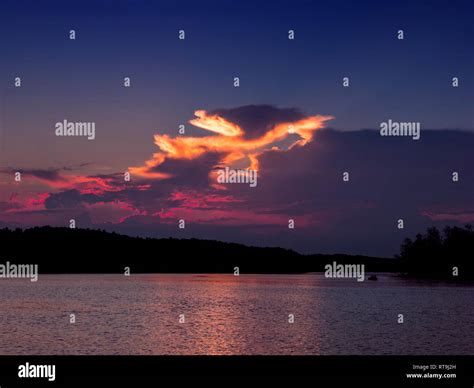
[368,275,378,281]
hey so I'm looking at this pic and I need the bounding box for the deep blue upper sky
[1,0,472,135]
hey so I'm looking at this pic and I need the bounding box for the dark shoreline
[0,226,397,274]
[1,226,472,279]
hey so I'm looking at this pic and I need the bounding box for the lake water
[0,273,472,355]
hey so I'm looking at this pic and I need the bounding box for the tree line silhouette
[0,225,472,278]
[399,225,474,279]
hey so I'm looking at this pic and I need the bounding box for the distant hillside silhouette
[399,225,474,279]
[0,226,395,274]
[0,226,472,277]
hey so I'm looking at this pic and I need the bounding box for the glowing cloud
[189,110,243,136]
[129,106,334,181]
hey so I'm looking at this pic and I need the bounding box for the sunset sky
[0,0,473,256]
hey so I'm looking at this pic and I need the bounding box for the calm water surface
[0,273,472,355]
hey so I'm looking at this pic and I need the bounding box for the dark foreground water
[0,273,472,355]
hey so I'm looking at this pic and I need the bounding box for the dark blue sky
[1,0,472,134]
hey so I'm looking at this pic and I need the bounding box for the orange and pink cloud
[129,106,333,181]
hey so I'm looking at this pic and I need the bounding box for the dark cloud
[210,105,305,139]
[0,168,66,182]
[95,129,474,256]
[149,151,224,187]
[44,189,97,209]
